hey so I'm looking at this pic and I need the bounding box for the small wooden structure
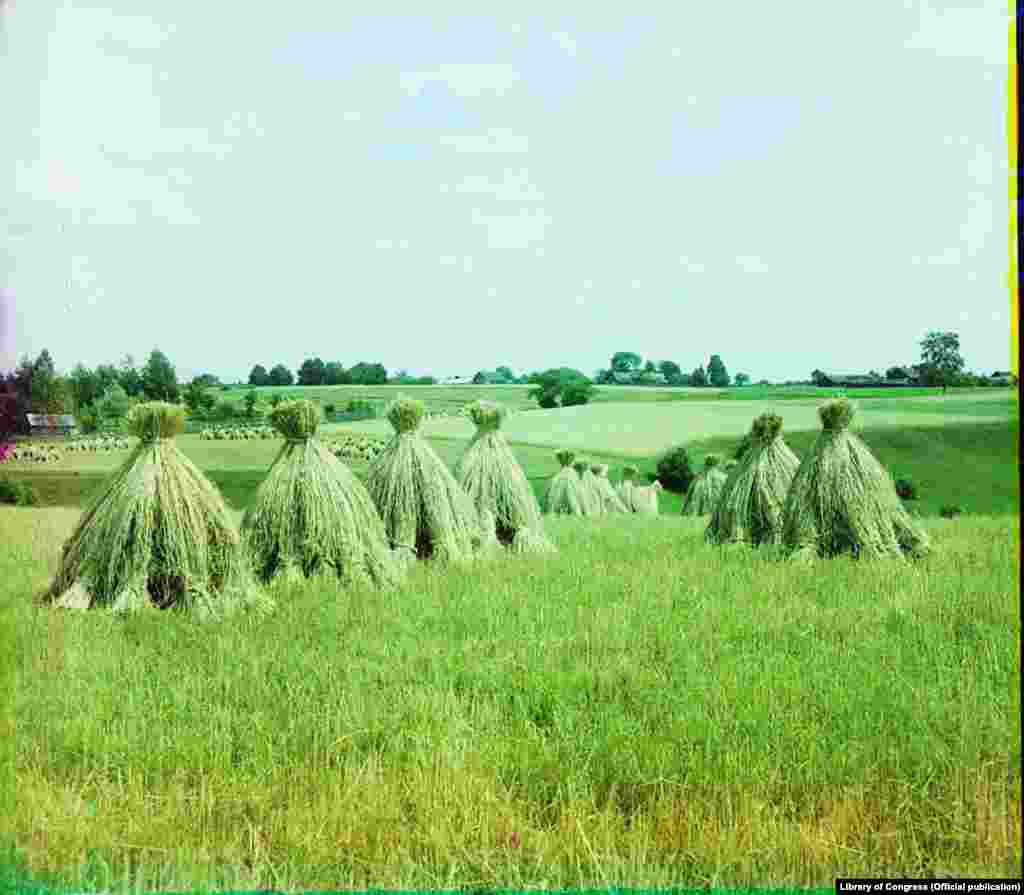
[26,413,77,437]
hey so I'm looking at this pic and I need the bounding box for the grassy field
[337,393,1018,458]
[2,395,1020,889]
[4,511,1019,889]
[208,381,990,413]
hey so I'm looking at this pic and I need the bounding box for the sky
[0,0,1014,384]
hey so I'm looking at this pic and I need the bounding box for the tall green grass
[5,511,1019,889]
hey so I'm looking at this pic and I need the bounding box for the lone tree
[611,351,643,373]
[141,349,179,402]
[658,360,683,384]
[707,355,730,387]
[918,331,964,391]
[734,373,750,387]
[268,364,294,387]
[297,357,326,386]
[249,365,270,386]
[26,349,69,412]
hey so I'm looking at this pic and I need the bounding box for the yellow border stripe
[1010,2,1019,377]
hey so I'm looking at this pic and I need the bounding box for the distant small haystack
[782,398,931,560]
[706,413,800,547]
[241,400,402,589]
[632,480,663,515]
[573,458,605,516]
[543,449,587,515]
[367,397,482,564]
[591,463,628,513]
[41,402,271,619]
[617,465,640,511]
[455,401,555,554]
[681,454,729,517]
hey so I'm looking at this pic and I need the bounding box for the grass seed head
[704,453,722,469]
[555,449,575,468]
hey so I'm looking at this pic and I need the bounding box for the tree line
[594,352,750,387]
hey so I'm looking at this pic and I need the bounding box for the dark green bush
[656,444,695,493]
[324,403,336,415]
[939,504,962,519]
[894,478,917,500]
[0,477,38,506]
[0,478,19,504]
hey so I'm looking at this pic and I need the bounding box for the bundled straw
[573,458,605,515]
[455,401,555,554]
[366,397,483,563]
[631,480,663,515]
[681,454,729,516]
[591,463,628,513]
[241,400,402,588]
[782,398,931,560]
[617,465,640,510]
[543,449,587,515]
[41,402,271,620]
[706,413,800,547]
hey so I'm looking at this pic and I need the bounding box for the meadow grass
[5,506,1020,890]
[336,393,1017,457]
[213,383,1008,413]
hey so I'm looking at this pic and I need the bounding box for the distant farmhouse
[27,413,78,437]
[818,367,921,388]
[440,375,473,386]
[612,371,667,385]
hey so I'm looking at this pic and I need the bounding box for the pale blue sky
[1,1,1013,383]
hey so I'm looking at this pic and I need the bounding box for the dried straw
[574,458,605,516]
[782,398,931,560]
[543,449,587,515]
[706,413,800,547]
[42,402,271,620]
[242,400,402,588]
[591,463,628,513]
[681,454,729,516]
[617,464,640,511]
[631,480,662,515]
[455,400,554,553]
[367,396,482,563]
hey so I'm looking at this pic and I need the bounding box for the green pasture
[2,394,1019,889]
[336,393,1018,457]
[207,381,993,414]
[4,508,1019,889]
